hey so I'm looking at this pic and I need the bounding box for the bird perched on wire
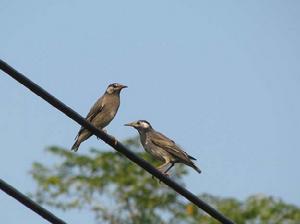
[71,83,127,151]
[125,120,201,175]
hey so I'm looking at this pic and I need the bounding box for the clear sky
[1,1,300,223]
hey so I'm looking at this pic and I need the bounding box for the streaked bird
[125,120,201,175]
[71,83,127,151]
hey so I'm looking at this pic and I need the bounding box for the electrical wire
[0,59,235,224]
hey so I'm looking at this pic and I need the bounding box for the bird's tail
[188,155,197,160]
[190,163,201,174]
[71,140,80,152]
[187,154,201,173]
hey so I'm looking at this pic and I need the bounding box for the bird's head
[106,83,127,95]
[124,120,152,131]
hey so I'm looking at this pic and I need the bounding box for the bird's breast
[141,137,166,162]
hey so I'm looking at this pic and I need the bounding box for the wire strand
[0,178,67,224]
[0,59,235,224]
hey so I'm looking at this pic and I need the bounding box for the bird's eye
[137,121,140,125]
[113,84,118,88]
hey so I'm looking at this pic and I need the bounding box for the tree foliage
[30,137,300,224]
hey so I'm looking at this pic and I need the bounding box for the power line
[0,59,235,224]
[0,178,67,224]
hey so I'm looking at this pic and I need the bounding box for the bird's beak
[124,121,136,127]
[119,84,128,89]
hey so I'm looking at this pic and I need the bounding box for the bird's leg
[96,129,118,145]
[151,161,171,182]
[157,162,171,175]
[164,162,175,175]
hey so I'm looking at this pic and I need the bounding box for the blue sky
[1,1,300,223]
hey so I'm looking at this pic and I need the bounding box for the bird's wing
[150,131,191,162]
[85,96,105,122]
[75,96,105,140]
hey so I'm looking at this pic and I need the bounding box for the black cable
[0,59,235,224]
[0,178,67,224]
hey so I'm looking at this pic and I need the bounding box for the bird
[71,83,127,151]
[124,120,201,175]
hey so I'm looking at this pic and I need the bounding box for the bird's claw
[113,138,118,146]
[108,134,118,146]
[97,129,117,145]
[152,172,169,184]
[106,133,117,145]
[97,129,107,140]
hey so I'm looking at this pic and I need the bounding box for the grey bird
[71,83,127,151]
[125,120,201,175]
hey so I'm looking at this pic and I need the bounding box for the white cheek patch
[107,87,114,94]
[141,122,149,129]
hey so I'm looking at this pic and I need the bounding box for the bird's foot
[97,129,107,140]
[107,133,118,146]
[97,128,118,145]
[152,171,170,184]
[113,137,118,146]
